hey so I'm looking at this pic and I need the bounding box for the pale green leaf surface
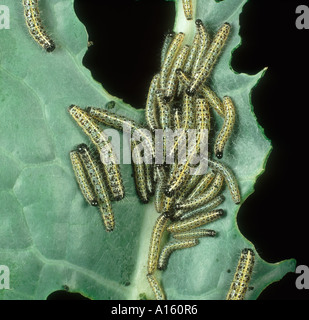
[0,0,295,300]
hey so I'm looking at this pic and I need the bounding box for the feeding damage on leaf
[66,0,295,300]
[0,0,295,301]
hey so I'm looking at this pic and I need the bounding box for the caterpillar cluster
[66,3,254,300]
[143,16,244,299]
[68,105,125,232]
[21,0,254,301]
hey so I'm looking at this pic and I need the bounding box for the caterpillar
[167,209,224,233]
[165,98,209,197]
[165,94,194,164]
[195,96,211,135]
[145,73,160,132]
[173,170,216,219]
[226,248,255,300]
[175,172,224,211]
[186,23,231,96]
[170,173,203,220]
[201,85,225,118]
[156,89,171,131]
[161,191,177,215]
[69,150,98,207]
[131,140,149,204]
[86,106,137,130]
[181,92,195,130]
[184,170,216,200]
[68,105,124,201]
[98,204,115,233]
[86,106,155,161]
[161,32,175,68]
[157,239,199,270]
[182,0,193,20]
[147,213,169,274]
[167,106,184,163]
[77,144,115,232]
[77,144,108,205]
[154,166,166,213]
[156,89,171,164]
[176,33,200,98]
[214,96,236,159]
[174,167,202,201]
[68,105,111,151]
[23,0,55,52]
[208,159,241,205]
[182,32,200,76]
[172,229,216,240]
[192,19,210,75]
[164,44,190,103]
[160,32,185,90]
[177,68,225,117]
[172,105,182,132]
[145,163,154,196]
[146,274,166,300]
[164,154,190,198]
[179,194,225,221]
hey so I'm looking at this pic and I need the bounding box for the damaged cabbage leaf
[0,0,295,300]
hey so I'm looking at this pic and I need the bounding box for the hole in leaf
[46,290,90,300]
[74,0,175,109]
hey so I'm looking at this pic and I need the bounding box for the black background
[49,0,309,300]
